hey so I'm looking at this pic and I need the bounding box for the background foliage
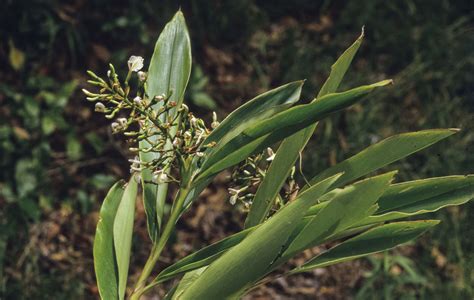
[0,0,472,299]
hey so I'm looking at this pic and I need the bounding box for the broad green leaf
[197,80,392,180]
[155,228,253,283]
[291,220,440,274]
[93,181,125,300]
[179,174,342,299]
[203,81,304,150]
[284,172,395,258]
[245,29,364,228]
[356,175,474,226]
[113,177,138,300]
[303,129,458,191]
[140,11,192,242]
[244,132,312,228]
[172,267,208,300]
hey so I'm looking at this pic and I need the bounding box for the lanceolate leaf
[245,29,364,228]
[203,81,304,151]
[113,178,138,300]
[179,174,342,299]
[303,129,459,191]
[198,80,392,180]
[140,11,192,241]
[284,172,395,258]
[93,181,125,300]
[356,175,474,226]
[291,220,440,274]
[155,228,253,283]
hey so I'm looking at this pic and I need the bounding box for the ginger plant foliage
[85,11,474,300]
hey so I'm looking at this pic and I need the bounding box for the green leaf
[179,174,342,299]
[197,80,392,180]
[203,81,304,151]
[146,11,191,106]
[140,11,192,242]
[291,220,440,274]
[113,177,138,300]
[317,28,364,98]
[156,228,253,283]
[244,131,312,228]
[284,172,395,258]
[172,267,208,300]
[244,29,364,228]
[93,181,125,300]
[304,129,459,191]
[356,175,474,226]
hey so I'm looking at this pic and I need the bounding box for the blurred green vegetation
[0,0,472,299]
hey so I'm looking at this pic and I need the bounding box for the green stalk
[130,184,191,300]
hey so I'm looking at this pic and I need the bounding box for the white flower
[127,55,144,72]
[133,96,143,106]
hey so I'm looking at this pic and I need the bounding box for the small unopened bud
[117,118,128,127]
[190,116,198,127]
[82,89,97,97]
[211,111,219,129]
[95,102,106,112]
[153,170,168,184]
[111,122,120,133]
[196,152,205,157]
[107,70,111,78]
[137,71,147,81]
[266,147,275,162]
[173,138,182,147]
[229,194,238,205]
[169,101,177,107]
[133,96,143,106]
[183,131,192,142]
[155,94,165,101]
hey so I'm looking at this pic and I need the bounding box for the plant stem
[130,185,190,299]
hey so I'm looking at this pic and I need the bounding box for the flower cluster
[228,147,299,208]
[82,56,218,184]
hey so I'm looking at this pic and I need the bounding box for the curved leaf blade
[291,220,440,274]
[284,172,395,258]
[356,175,474,226]
[93,181,125,300]
[203,81,304,150]
[304,129,459,191]
[113,178,138,300]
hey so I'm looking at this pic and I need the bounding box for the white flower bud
[111,122,120,132]
[229,194,238,205]
[133,96,142,106]
[211,111,219,129]
[196,152,205,157]
[137,71,147,81]
[127,55,144,72]
[266,147,275,162]
[94,102,106,112]
[155,94,165,101]
[117,118,128,127]
[173,137,182,147]
[107,70,111,78]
